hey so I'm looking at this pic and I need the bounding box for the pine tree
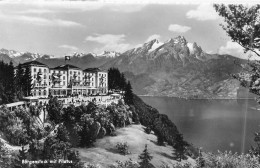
[15,146,28,168]
[124,81,134,105]
[0,61,17,104]
[23,67,32,97]
[138,144,153,168]
[15,64,25,99]
[172,133,188,161]
[119,73,127,90]
[6,61,15,102]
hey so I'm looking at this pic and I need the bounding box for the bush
[116,142,130,155]
[196,151,260,168]
[109,159,139,168]
[144,126,151,134]
[86,163,101,168]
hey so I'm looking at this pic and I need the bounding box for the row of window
[34,68,48,73]
[33,89,47,96]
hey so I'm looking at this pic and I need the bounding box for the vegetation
[172,133,189,161]
[116,142,130,155]
[109,159,139,168]
[0,61,16,104]
[131,94,184,148]
[108,67,127,91]
[0,61,33,104]
[138,144,154,168]
[214,4,260,57]
[108,67,134,105]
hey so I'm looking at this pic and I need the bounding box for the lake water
[140,96,260,154]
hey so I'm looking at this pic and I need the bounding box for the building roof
[53,64,81,70]
[20,61,48,67]
[84,68,106,72]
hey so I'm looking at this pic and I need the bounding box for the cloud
[59,45,78,51]
[108,4,146,13]
[186,4,219,21]
[145,34,161,42]
[218,41,260,60]
[168,24,191,33]
[0,11,83,27]
[85,34,131,53]
[15,9,54,14]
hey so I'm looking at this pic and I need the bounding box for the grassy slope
[76,124,195,168]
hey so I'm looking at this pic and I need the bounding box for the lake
[140,96,260,154]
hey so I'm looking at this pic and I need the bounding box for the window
[63,81,65,85]
[43,90,46,96]
[34,68,36,72]
[44,75,46,79]
[78,72,80,75]
[39,69,42,73]
[70,71,72,74]
[44,69,47,73]
[34,74,36,78]
[63,76,65,80]
[39,90,41,96]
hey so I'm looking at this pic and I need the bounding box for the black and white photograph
[1,0,260,167]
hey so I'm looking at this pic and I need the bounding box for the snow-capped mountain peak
[147,39,164,53]
[98,51,121,58]
[0,48,24,58]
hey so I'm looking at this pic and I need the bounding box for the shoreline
[138,95,256,100]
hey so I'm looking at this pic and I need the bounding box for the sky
[0,0,259,59]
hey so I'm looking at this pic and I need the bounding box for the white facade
[19,61,108,98]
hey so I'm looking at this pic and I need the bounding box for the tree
[47,97,63,124]
[124,81,134,105]
[23,67,33,97]
[213,4,260,56]
[0,61,16,104]
[15,63,25,100]
[172,133,188,161]
[138,144,153,168]
[15,146,28,168]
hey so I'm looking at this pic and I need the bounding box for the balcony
[53,78,62,83]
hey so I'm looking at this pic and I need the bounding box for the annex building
[18,61,108,98]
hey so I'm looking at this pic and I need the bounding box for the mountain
[98,51,121,58]
[0,49,113,69]
[37,53,112,69]
[101,36,246,98]
[0,48,55,64]
[0,53,16,65]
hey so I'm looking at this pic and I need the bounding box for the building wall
[83,71,96,88]
[49,69,68,88]
[68,69,83,86]
[97,71,108,94]
[31,66,49,97]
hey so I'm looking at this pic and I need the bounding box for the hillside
[77,124,195,167]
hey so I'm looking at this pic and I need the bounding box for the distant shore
[138,94,257,100]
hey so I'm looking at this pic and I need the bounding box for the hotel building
[18,61,108,98]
